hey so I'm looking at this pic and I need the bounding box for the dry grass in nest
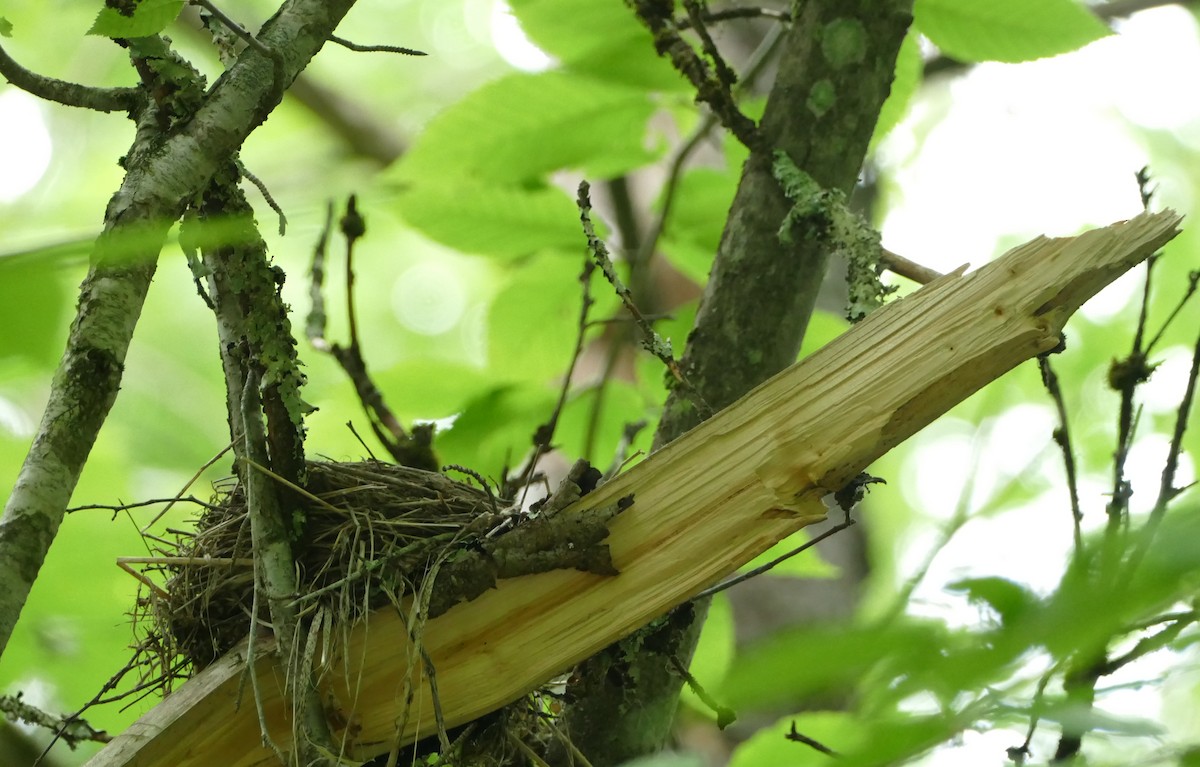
[134,459,505,682]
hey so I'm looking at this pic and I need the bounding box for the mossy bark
[556,2,914,763]
[0,0,357,663]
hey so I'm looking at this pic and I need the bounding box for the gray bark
[0,0,358,660]
[557,2,914,763]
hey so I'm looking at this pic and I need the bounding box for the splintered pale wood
[89,210,1181,767]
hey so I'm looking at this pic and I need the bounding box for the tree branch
[0,41,139,113]
[0,0,360,660]
[557,3,915,761]
[85,210,1181,767]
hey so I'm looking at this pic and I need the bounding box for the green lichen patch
[806,79,837,118]
[772,151,896,321]
[821,18,868,69]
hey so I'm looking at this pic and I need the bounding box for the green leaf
[0,258,67,365]
[88,0,184,38]
[657,167,737,285]
[394,179,583,259]
[722,621,950,709]
[870,31,922,148]
[486,252,611,383]
[556,382,652,467]
[914,0,1110,63]
[0,17,13,37]
[947,576,1038,626]
[368,359,491,422]
[506,0,687,91]
[391,71,659,184]
[434,385,557,478]
[730,712,856,767]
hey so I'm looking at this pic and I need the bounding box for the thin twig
[626,0,759,148]
[682,0,739,89]
[307,196,438,470]
[0,42,138,112]
[329,34,427,56]
[237,161,287,236]
[1009,665,1058,764]
[188,0,286,103]
[139,442,234,532]
[516,253,597,493]
[68,495,219,515]
[880,247,944,285]
[1146,269,1200,354]
[785,721,839,756]
[694,517,857,599]
[668,655,736,728]
[635,21,786,270]
[577,181,712,418]
[1038,355,1083,552]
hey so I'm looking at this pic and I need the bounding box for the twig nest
[151,460,501,672]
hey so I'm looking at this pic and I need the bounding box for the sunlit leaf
[433,384,557,478]
[506,0,686,91]
[392,71,660,184]
[394,179,583,260]
[914,0,1110,63]
[487,252,592,383]
[88,0,184,38]
[947,576,1039,626]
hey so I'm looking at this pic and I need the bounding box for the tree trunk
[557,3,914,762]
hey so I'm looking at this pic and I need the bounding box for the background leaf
[506,0,687,91]
[88,0,184,38]
[393,179,583,260]
[914,0,1110,63]
[391,71,660,184]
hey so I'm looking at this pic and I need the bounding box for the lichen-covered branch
[0,0,360,660]
[557,2,914,763]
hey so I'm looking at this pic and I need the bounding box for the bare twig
[785,721,839,756]
[1,693,110,751]
[626,0,759,148]
[682,0,739,89]
[329,34,426,56]
[577,181,712,418]
[0,42,138,112]
[237,161,287,235]
[668,655,735,728]
[880,247,944,285]
[515,253,597,493]
[1038,355,1084,552]
[694,516,857,599]
[634,20,786,269]
[307,197,439,470]
[189,0,286,101]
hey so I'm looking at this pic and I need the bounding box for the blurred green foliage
[2,1,1199,766]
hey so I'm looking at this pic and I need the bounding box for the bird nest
[135,460,507,679]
